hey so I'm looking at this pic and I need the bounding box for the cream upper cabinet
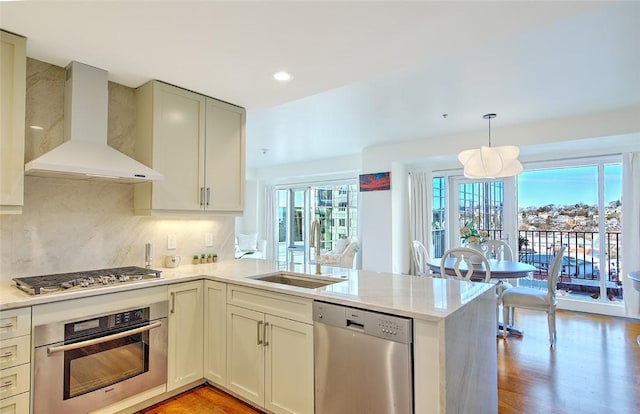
[0,31,27,215]
[167,281,204,392]
[205,98,245,212]
[226,285,314,414]
[134,80,245,215]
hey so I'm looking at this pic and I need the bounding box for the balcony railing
[432,229,623,297]
[516,230,623,301]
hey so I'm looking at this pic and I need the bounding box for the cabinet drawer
[0,336,30,370]
[227,285,312,324]
[0,364,30,400]
[0,391,29,413]
[0,308,30,340]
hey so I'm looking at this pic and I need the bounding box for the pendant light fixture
[458,113,523,179]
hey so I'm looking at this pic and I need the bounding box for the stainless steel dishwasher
[313,301,413,414]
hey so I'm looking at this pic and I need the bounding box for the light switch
[167,234,177,250]
[205,233,214,247]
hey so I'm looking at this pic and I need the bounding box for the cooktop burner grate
[13,266,162,295]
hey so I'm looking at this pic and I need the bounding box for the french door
[446,176,517,254]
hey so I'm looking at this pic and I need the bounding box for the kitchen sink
[250,273,345,289]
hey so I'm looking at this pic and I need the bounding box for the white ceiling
[2,1,639,169]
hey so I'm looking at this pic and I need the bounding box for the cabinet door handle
[200,187,205,206]
[206,187,211,206]
[257,320,263,345]
[0,351,14,360]
[0,379,14,389]
[0,322,14,329]
[170,292,175,314]
[263,322,269,347]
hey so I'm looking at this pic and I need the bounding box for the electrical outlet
[205,233,214,247]
[167,234,177,250]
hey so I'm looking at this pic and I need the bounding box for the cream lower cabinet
[134,80,245,215]
[167,281,204,391]
[204,280,227,387]
[0,307,31,413]
[226,286,314,414]
[0,30,27,215]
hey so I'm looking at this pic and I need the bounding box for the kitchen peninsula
[0,260,497,414]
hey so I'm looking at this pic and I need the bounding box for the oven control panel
[65,307,150,340]
[114,309,145,326]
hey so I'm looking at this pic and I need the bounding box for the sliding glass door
[275,182,358,265]
[275,188,308,264]
[517,160,622,304]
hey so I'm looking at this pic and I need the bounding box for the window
[517,161,622,303]
[275,182,358,264]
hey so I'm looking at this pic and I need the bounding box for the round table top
[426,257,536,279]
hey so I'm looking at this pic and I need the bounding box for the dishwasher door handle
[346,319,365,331]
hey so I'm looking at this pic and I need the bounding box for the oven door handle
[47,320,163,354]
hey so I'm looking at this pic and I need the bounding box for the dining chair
[441,247,505,333]
[501,246,567,347]
[485,239,515,321]
[411,240,432,276]
[484,239,513,260]
[439,247,491,282]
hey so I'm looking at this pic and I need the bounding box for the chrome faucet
[310,220,321,274]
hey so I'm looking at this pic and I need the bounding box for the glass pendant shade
[458,114,522,179]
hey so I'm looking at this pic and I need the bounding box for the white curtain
[408,171,431,275]
[622,152,640,318]
[264,185,277,261]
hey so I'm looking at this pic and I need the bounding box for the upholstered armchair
[315,239,359,269]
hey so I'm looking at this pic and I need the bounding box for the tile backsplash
[0,58,234,281]
[0,176,234,280]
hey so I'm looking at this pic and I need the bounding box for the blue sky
[517,164,621,208]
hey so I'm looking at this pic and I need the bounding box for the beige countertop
[0,259,494,322]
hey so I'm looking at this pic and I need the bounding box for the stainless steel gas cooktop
[13,266,162,295]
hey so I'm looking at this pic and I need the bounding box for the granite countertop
[0,259,494,322]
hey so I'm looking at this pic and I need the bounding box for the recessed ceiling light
[273,71,292,82]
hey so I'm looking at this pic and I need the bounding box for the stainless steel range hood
[24,61,163,182]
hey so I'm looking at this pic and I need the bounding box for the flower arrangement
[460,222,489,245]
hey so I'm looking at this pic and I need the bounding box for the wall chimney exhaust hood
[24,61,163,182]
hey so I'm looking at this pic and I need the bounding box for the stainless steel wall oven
[33,300,168,413]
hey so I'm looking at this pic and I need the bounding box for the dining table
[426,257,536,336]
[426,257,536,280]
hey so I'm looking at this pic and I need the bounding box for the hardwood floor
[139,309,640,414]
[137,385,263,414]
[497,309,640,414]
